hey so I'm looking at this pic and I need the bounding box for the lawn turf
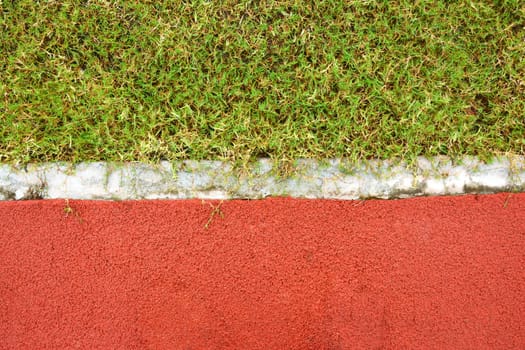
[1,0,524,169]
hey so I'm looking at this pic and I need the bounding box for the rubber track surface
[1,193,524,349]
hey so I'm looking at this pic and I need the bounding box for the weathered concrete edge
[0,156,524,200]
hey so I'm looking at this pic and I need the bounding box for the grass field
[1,0,524,168]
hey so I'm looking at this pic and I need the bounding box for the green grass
[1,0,524,168]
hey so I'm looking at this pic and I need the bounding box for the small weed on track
[63,199,83,223]
[202,200,224,230]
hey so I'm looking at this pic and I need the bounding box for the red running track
[1,193,524,349]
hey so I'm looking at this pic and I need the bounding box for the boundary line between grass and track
[0,156,524,200]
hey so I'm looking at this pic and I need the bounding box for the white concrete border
[0,156,524,200]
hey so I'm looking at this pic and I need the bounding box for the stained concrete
[0,156,524,200]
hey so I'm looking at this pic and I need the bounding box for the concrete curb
[1,156,524,200]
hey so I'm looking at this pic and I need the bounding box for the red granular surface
[1,193,524,349]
